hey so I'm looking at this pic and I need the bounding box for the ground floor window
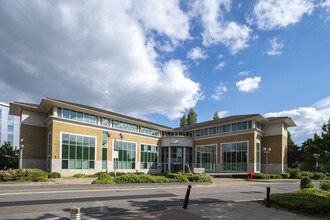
[256,142,261,172]
[196,145,216,171]
[102,131,108,169]
[140,144,158,169]
[114,140,136,169]
[222,142,247,172]
[61,133,95,169]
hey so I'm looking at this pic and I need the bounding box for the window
[256,121,263,131]
[102,131,108,169]
[114,140,136,169]
[194,127,217,137]
[196,145,216,171]
[140,144,158,169]
[113,120,138,132]
[140,127,159,136]
[61,133,95,169]
[101,118,110,127]
[220,121,252,134]
[57,108,97,125]
[222,142,248,172]
[256,142,261,172]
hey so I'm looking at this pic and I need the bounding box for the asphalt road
[0,179,300,220]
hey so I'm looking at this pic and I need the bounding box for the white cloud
[320,0,330,19]
[265,97,330,143]
[217,110,229,118]
[211,83,228,101]
[238,61,244,65]
[266,38,284,56]
[187,47,208,60]
[0,1,202,120]
[236,77,261,93]
[238,71,251,76]
[215,61,226,70]
[192,0,252,54]
[252,0,314,30]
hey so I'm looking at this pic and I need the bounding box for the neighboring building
[10,98,296,176]
[0,102,20,148]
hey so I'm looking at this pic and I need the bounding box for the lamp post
[263,147,271,180]
[18,144,24,169]
[313,153,320,172]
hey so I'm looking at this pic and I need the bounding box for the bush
[312,172,327,180]
[268,189,330,217]
[301,171,314,179]
[0,169,48,182]
[280,173,289,179]
[48,172,61,178]
[320,182,330,191]
[92,173,115,184]
[186,174,213,183]
[73,173,96,178]
[165,173,189,182]
[269,174,282,179]
[252,173,266,179]
[108,172,125,177]
[300,177,314,189]
[288,168,302,179]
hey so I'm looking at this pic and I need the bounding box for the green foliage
[185,173,213,183]
[269,174,282,179]
[92,173,115,184]
[73,173,96,178]
[301,171,314,179]
[320,182,330,191]
[300,177,314,189]
[213,112,220,120]
[252,173,266,179]
[0,168,49,182]
[280,173,289,179]
[48,172,61,178]
[108,172,125,177]
[288,168,302,179]
[187,108,197,125]
[180,113,187,127]
[165,173,189,182]
[0,142,18,169]
[312,172,327,180]
[268,189,330,217]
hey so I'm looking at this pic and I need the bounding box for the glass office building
[0,102,20,148]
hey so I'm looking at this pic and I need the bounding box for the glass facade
[195,127,217,137]
[114,140,136,169]
[196,145,217,171]
[0,104,20,147]
[256,142,261,172]
[102,131,108,169]
[57,108,97,125]
[140,127,159,136]
[222,142,248,172]
[113,120,138,132]
[140,144,158,169]
[220,121,252,133]
[61,133,96,169]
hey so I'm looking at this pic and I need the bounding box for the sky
[0,0,330,145]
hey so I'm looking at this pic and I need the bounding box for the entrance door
[170,146,183,173]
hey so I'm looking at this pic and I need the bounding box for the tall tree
[187,108,197,125]
[0,142,18,169]
[213,112,220,120]
[287,132,299,168]
[180,113,187,127]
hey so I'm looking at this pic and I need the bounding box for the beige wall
[21,124,47,160]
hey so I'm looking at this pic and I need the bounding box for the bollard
[70,206,82,220]
[182,185,192,209]
[266,187,271,208]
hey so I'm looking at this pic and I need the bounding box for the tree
[180,113,187,127]
[213,112,220,120]
[187,108,197,125]
[0,142,18,169]
[287,132,299,168]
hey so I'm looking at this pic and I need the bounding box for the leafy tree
[213,112,220,120]
[0,142,18,169]
[287,132,299,168]
[187,108,197,125]
[180,113,187,127]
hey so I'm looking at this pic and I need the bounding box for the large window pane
[222,142,248,172]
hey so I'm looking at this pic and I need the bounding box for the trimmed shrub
[184,173,213,183]
[73,173,96,178]
[268,189,330,217]
[280,173,289,179]
[269,174,282,179]
[301,171,314,179]
[320,182,330,191]
[92,173,115,184]
[48,172,61,178]
[0,169,48,182]
[165,173,189,182]
[252,173,266,179]
[114,173,145,183]
[300,177,314,189]
[312,172,327,180]
[288,168,302,179]
[108,172,125,177]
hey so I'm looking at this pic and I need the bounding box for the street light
[263,147,271,180]
[18,144,24,169]
[313,153,320,172]
[107,132,124,178]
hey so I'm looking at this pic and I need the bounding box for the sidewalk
[103,201,322,220]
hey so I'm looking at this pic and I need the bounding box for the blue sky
[0,0,330,144]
